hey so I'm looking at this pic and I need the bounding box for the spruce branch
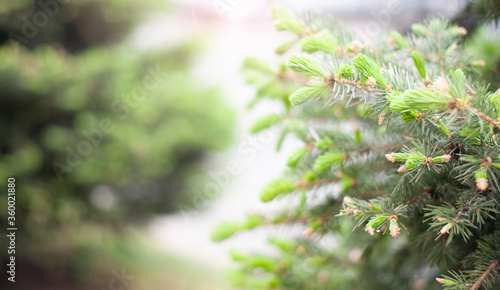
[353,54,389,88]
[222,6,500,289]
[470,259,500,290]
[347,144,404,159]
[466,105,500,130]
[294,177,340,189]
[287,54,326,78]
[403,187,432,206]
[325,74,374,92]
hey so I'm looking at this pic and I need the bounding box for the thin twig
[327,75,374,92]
[466,106,499,129]
[295,178,340,189]
[347,144,403,156]
[448,192,481,230]
[404,189,431,206]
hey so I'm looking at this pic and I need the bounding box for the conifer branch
[404,188,431,206]
[295,178,340,189]
[470,259,500,290]
[465,105,500,129]
[223,6,500,289]
[452,192,481,223]
[353,190,386,199]
[324,74,374,92]
[347,144,403,156]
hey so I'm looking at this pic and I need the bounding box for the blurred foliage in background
[0,0,165,52]
[0,0,234,289]
[456,0,500,89]
[465,27,500,88]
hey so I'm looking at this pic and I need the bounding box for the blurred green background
[0,1,234,289]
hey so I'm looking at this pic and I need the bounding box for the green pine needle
[447,69,467,100]
[411,23,430,36]
[301,33,337,53]
[271,5,304,34]
[313,151,344,173]
[286,54,326,78]
[210,221,242,242]
[411,51,427,79]
[338,64,354,79]
[353,54,389,88]
[276,39,299,55]
[391,30,410,49]
[289,82,328,106]
[389,88,450,112]
[287,148,309,168]
[251,114,282,133]
[260,179,296,202]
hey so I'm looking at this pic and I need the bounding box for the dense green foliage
[465,27,500,88]
[213,5,500,290]
[0,0,165,52]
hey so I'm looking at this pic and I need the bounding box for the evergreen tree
[0,1,234,288]
[212,5,500,289]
